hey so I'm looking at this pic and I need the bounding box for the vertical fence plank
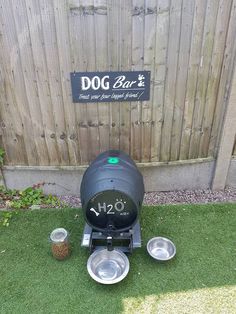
[208,0,236,158]
[94,0,110,154]
[119,0,132,154]
[160,0,182,161]
[212,63,236,190]
[11,0,50,165]
[233,139,236,155]
[188,0,220,159]
[179,0,207,160]
[0,2,36,165]
[25,0,60,165]
[141,0,156,162]
[151,0,170,161]
[107,0,120,151]
[170,0,194,161]
[0,62,24,164]
[68,0,89,164]
[131,0,145,161]
[53,0,80,165]
[79,0,100,162]
[40,0,69,165]
[199,0,232,158]
[0,79,8,163]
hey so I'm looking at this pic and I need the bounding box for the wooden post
[212,63,236,190]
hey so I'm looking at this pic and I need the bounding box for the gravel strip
[59,195,82,208]
[1,187,235,210]
[143,186,236,205]
[59,186,236,208]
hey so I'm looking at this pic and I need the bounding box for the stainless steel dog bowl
[147,237,176,261]
[87,249,130,284]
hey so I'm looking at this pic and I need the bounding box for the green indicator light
[107,157,119,164]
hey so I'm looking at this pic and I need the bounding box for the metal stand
[81,221,142,253]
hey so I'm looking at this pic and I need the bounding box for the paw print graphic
[138,74,145,80]
[138,74,145,87]
[138,81,145,87]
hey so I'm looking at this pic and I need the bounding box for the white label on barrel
[90,207,100,216]
[120,212,129,216]
[114,201,125,212]
[97,201,125,214]
[107,204,115,214]
[98,202,106,213]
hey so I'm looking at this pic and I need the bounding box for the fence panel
[0,0,236,165]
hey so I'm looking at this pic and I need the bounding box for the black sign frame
[70,71,150,103]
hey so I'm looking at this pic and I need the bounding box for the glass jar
[50,228,70,260]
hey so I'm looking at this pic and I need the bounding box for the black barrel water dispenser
[80,150,144,253]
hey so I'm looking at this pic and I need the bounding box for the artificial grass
[0,204,235,314]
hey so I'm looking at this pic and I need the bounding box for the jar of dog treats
[50,228,70,260]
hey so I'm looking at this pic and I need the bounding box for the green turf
[0,204,236,314]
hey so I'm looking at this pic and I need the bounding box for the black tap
[107,236,113,251]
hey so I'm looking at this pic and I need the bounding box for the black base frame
[81,221,142,253]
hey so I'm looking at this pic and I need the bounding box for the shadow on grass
[0,203,235,313]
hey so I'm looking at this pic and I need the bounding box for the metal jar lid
[50,228,68,243]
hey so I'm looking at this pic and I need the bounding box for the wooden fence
[0,0,236,167]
